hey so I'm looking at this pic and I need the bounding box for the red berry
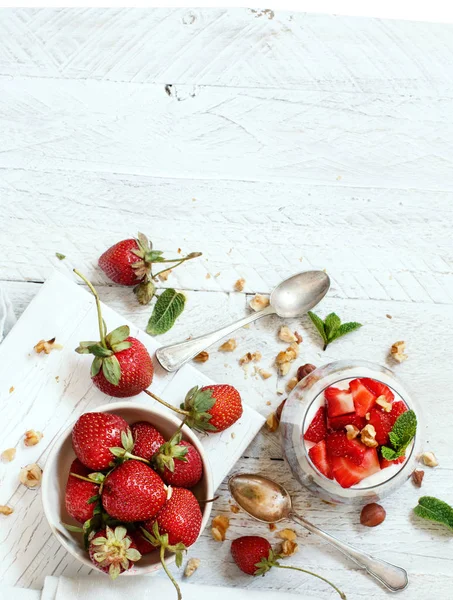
[102,461,167,522]
[131,421,165,461]
[308,439,333,479]
[157,440,203,489]
[349,378,377,417]
[200,384,243,432]
[327,412,366,431]
[380,455,405,469]
[64,459,98,523]
[324,387,354,417]
[89,526,141,579]
[231,536,272,575]
[361,378,394,403]
[128,529,157,555]
[389,400,408,425]
[326,431,366,466]
[330,448,381,488]
[304,406,327,443]
[99,239,142,286]
[72,412,129,471]
[368,408,393,446]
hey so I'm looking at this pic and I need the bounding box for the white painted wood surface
[0,7,452,600]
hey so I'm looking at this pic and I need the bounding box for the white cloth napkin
[0,284,16,342]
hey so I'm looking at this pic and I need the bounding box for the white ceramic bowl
[42,402,214,575]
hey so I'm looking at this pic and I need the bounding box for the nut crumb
[268,523,276,531]
[0,505,13,516]
[386,314,392,319]
[412,469,425,487]
[276,528,297,541]
[219,338,237,352]
[239,351,261,365]
[184,558,201,578]
[265,412,279,432]
[193,351,209,363]
[390,340,408,363]
[286,377,298,392]
[214,272,221,278]
[279,539,299,557]
[266,400,272,406]
[24,430,43,447]
[259,369,272,380]
[345,424,360,440]
[275,342,299,375]
[230,504,240,514]
[420,452,438,467]
[234,278,245,292]
[158,269,172,282]
[249,294,270,312]
[278,326,298,344]
[294,331,303,344]
[55,376,59,382]
[34,338,63,354]
[9,386,14,394]
[360,424,378,448]
[178,248,182,254]
[231,432,236,439]
[1,448,16,462]
[375,395,392,412]
[19,463,42,488]
[205,273,211,279]
[211,515,230,541]
[365,412,371,421]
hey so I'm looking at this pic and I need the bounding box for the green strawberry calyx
[182,386,218,432]
[141,522,186,600]
[109,429,153,467]
[152,430,188,474]
[90,525,142,580]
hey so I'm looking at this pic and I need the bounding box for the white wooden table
[1,7,453,599]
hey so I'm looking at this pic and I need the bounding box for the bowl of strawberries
[280,360,422,504]
[42,402,214,592]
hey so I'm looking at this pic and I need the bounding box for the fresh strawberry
[231,536,272,575]
[361,378,395,403]
[64,459,99,523]
[308,439,333,479]
[380,455,405,469]
[131,421,165,461]
[368,408,393,445]
[72,412,129,470]
[326,431,366,466]
[128,529,157,555]
[88,525,141,579]
[99,238,144,286]
[389,400,408,425]
[182,384,243,432]
[349,379,377,417]
[304,406,327,443]
[324,386,354,417]
[102,461,166,522]
[327,412,366,431]
[330,447,381,488]
[153,433,203,489]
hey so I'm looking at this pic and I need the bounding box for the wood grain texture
[1,6,453,599]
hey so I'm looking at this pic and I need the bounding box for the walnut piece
[412,469,425,487]
[249,294,270,312]
[219,338,237,352]
[390,340,408,363]
[234,278,246,292]
[276,528,297,541]
[275,342,299,375]
[345,424,360,440]
[19,463,42,488]
[286,377,298,392]
[420,452,438,467]
[193,351,209,363]
[1,448,16,462]
[239,351,261,365]
[0,505,13,516]
[360,424,378,447]
[265,412,279,432]
[375,395,392,412]
[279,540,299,557]
[258,369,272,380]
[278,326,298,343]
[211,515,230,541]
[34,338,63,354]
[184,558,201,578]
[24,430,43,447]
[158,269,172,282]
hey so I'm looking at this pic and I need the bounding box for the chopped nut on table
[234,278,246,292]
[268,523,276,532]
[390,340,408,363]
[279,540,299,557]
[265,412,279,433]
[420,452,438,467]
[360,424,378,448]
[230,504,240,514]
[219,338,237,352]
[34,338,63,354]
[296,363,316,380]
[258,369,272,380]
[286,377,298,392]
[0,505,13,516]
[193,351,209,363]
[19,463,42,488]
[278,326,298,344]
[239,351,261,365]
[412,470,425,487]
[275,343,299,376]
[184,558,201,578]
[9,386,14,394]
[158,269,172,281]
[276,528,297,541]
[211,515,230,541]
[249,294,270,312]
[24,430,43,447]
[1,448,16,462]
[375,395,392,412]
[345,424,360,440]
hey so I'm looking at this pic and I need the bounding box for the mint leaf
[325,313,341,340]
[380,410,417,462]
[331,322,362,341]
[381,445,400,461]
[147,289,186,335]
[414,496,453,531]
[307,311,327,343]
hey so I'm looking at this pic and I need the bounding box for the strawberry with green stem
[89,525,142,579]
[98,232,201,305]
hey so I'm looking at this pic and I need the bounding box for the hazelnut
[184,558,201,577]
[345,424,360,440]
[234,278,246,292]
[0,505,13,516]
[420,452,438,467]
[249,294,270,312]
[193,351,209,363]
[412,469,425,487]
[19,463,42,488]
[294,331,303,344]
[296,364,316,381]
[1,448,16,462]
[278,326,298,343]
[34,338,63,354]
[375,395,392,412]
[360,424,378,447]
[24,430,43,446]
[286,377,298,392]
[219,338,237,352]
[360,503,386,527]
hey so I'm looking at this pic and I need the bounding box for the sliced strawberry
[304,407,327,443]
[389,400,408,426]
[331,448,381,488]
[380,455,405,469]
[324,387,354,417]
[350,379,377,417]
[361,378,394,403]
[308,439,333,479]
[368,407,393,445]
[328,412,366,431]
[326,431,366,466]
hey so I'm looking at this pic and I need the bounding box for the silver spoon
[229,473,408,593]
[156,270,329,372]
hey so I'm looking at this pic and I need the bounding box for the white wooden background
[1,7,453,600]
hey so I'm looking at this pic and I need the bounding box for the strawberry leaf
[106,325,130,347]
[62,523,84,533]
[88,344,113,358]
[110,341,132,353]
[146,289,186,335]
[91,357,102,377]
[102,355,121,386]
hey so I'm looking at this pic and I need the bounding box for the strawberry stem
[153,253,201,278]
[276,564,346,599]
[74,269,107,348]
[69,472,101,485]
[159,545,182,600]
[144,390,190,417]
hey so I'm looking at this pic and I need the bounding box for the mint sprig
[146,289,186,335]
[381,409,417,461]
[307,311,362,350]
[414,496,453,531]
